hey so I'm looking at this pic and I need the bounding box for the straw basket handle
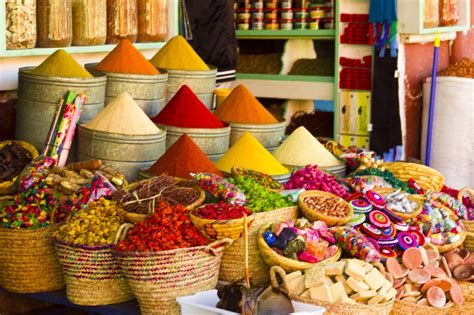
[206,238,233,256]
[114,223,134,244]
[270,266,290,290]
[458,187,474,203]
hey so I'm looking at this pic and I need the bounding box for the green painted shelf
[236,73,334,82]
[0,42,166,57]
[236,29,335,39]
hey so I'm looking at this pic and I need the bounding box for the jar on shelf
[424,0,439,28]
[106,0,138,44]
[439,0,458,26]
[37,0,73,48]
[6,0,36,49]
[72,0,107,46]
[137,0,167,42]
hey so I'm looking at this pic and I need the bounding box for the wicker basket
[374,188,425,221]
[230,167,284,192]
[257,222,342,272]
[298,190,353,226]
[0,225,65,293]
[189,208,255,242]
[382,162,445,192]
[53,224,134,306]
[0,140,39,195]
[219,206,298,286]
[114,238,232,315]
[464,232,474,251]
[459,187,474,233]
[117,178,206,223]
[270,265,394,315]
[391,299,453,315]
[433,230,467,253]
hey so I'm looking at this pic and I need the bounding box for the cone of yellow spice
[215,132,289,175]
[28,49,93,78]
[150,35,210,71]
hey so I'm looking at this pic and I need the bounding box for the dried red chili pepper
[193,202,252,220]
[115,202,208,252]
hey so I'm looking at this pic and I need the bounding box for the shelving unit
[236,29,336,39]
[0,1,179,58]
[397,0,470,34]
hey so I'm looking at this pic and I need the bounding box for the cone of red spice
[151,85,225,129]
[146,134,223,179]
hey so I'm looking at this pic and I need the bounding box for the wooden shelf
[236,29,336,39]
[0,42,167,58]
[236,73,335,101]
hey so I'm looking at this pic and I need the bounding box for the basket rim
[298,190,354,223]
[257,222,342,270]
[52,238,114,250]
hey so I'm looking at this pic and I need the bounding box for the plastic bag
[192,173,246,205]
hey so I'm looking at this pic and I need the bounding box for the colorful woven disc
[365,237,380,251]
[348,213,366,227]
[379,247,398,260]
[397,231,418,250]
[409,179,424,195]
[407,230,425,247]
[368,210,391,229]
[382,208,403,223]
[360,222,383,238]
[377,237,398,248]
[381,223,397,239]
[365,190,386,208]
[350,199,373,213]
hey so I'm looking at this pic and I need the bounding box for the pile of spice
[115,202,209,252]
[438,58,474,78]
[192,202,252,220]
[149,35,210,71]
[151,85,224,128]
[28,49,93,78]
[146,134,222,179]
[273,126,343,167]
[94,39,159,75]
[213,85,278,124]
[215,132,289,175]
[113,175,201,215]
[285,165,349,198]
[229,176,294,212]
[52,198,125,246]
[83,91,162,135]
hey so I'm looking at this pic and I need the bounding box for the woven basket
[114,238,232,315]
[434,230,467,253]
[374,188,425,221]
[257,222,342,272]
[464,232,474,251]
[391,299,453,315]
[298,190,353,226]
[0,225,64,293]
[382,162,445,192]
[189,208,255,242]
[459,187,474,233]
[270,265,394,315]
[219,206,298,286]
[53,224,134,306]
[118,178,206,223]
[0,140,39,195]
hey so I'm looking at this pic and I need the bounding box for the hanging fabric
[369,0,398,57]
[369,49,403,156]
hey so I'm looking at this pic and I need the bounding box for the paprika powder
[151,85,224,128]
[146,134,222,179]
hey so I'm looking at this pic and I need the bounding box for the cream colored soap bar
[324,261,346,276]
[309,285,334,302]
[351,290,377,301]
[346,276,370,293]
[335,275,353,295]
[341,297,357,304]
[324,277,333,285]
[377,280,393,296]
[301,289,310,298]
[287,275,306,295]
[286,271,303,283]
[382,288,397,302]
[330,282,348,302]
[305,265,325,289]
[363,268,385,291]
[368,294,384,305]
[345,260,366,282]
